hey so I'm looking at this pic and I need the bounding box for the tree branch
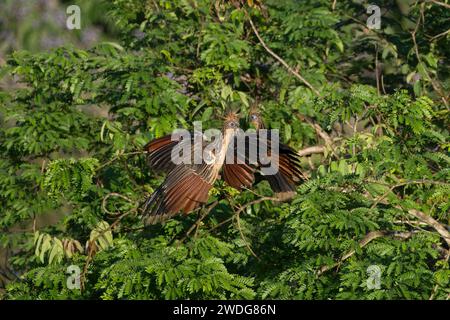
[178,201,219,243]
[102,192,136,216]
[427,0,450,9]
[407,209,450,248]
[298,145,326,157]
[244,10,321,97]
[295,114,335,151]
[317,230,416,276]
[411,4,448,106]
[231,196,277,260]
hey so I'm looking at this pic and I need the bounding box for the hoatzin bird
[142,108,304,224]
[142,111,255,224]
[248,106,305,200]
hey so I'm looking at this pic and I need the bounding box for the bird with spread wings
[142,109,304,224]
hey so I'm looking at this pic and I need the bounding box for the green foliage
[92,236,255,300]
[44,158,99,201]
[1,0,449,300]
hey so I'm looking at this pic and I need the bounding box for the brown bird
[142,111,255,224]
[248,106,305,200]
[142,108,304,224]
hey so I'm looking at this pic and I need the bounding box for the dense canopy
[0,0,449,300]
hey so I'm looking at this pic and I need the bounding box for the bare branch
[332,0,337,10]
[231,196,277,260]
[102,192,135,216]
[317,231,416,276]
[244,10,321,97]
[407,209,450,247]
[427,0,450,9]
[298,145,325,157]
[179,201,219,243]
[430,28,450,41]
[411,4,448,106]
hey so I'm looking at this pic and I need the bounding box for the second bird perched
[142,108,304,224]
[248,106,306,200]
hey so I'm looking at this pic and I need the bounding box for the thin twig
[102,192,136,216]
[411,4,448,106]
[298,114,334,146]
[232,197,277,260]
[370,184,397,209]
[366,179,450,188]
[375,44,381,95]
[208,216,234,233]
[367,179,450,247]
[430,28,450,41]
[366,179,449,209]
[244,10,321,97]
[317,231,416,276]
[381,74,387,95]
[429,249,450,300]
[427,0,450,9]
[179,196,276,253]
[235,207,259,260]
[80,203,138,291]
[179,201,219,243]
[97,151,147,171]
[332,0,337,10]
[407,209,450,248]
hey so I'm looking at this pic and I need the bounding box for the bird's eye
[229,121,237,128]
[250,114,258,121]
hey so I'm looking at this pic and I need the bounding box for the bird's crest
[249,104,260,116]
[223,110,239,123]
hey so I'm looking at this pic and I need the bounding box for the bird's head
[223,111,240,133]
[248,106,263,130]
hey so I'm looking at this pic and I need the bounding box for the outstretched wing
[256,132,305,200]
[144,134,179,172]
[221,132,304,197]
[263,142,304,200]
[143,131,216,225]
[142,162,214,225]
[222,134,257,189]
[146,132,257,190]
[144,132,200,173]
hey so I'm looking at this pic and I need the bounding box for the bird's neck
[204,128,234,182]
[216,128,234,164]
[257,120,265,130]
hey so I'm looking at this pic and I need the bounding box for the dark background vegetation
[0,0,449,299]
